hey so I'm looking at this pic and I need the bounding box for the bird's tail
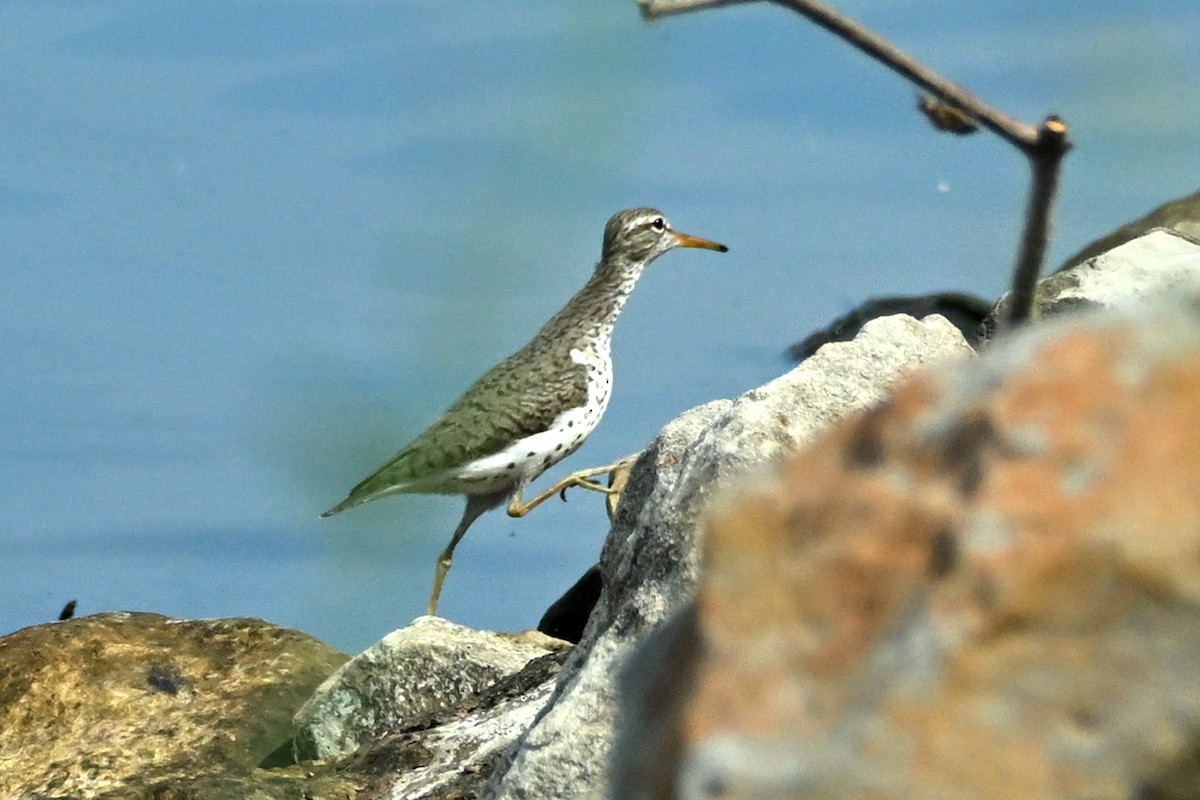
[320,470,407,518]
[319,498,355,518]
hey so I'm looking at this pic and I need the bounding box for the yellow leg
[428,494,496,616]
[428,549,453,617]
[506,453,642,519]
[602,455,637,520]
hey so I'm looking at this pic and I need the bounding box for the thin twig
[638,0,1073,329]
[641,0,750,15]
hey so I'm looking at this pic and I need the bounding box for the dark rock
[57,599,77,620]
[538,564,603,644]
[788,291,991,360]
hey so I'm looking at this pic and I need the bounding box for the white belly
[453,346,612,495]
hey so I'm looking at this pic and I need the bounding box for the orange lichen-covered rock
[648,302,1200,799]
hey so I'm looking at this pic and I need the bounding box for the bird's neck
[536,255,647,349]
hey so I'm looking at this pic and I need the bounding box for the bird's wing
[323,341,590,513]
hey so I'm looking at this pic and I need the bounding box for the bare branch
[639,0,755,18]
[638,0,1073,330]
[1006,117,1070,326]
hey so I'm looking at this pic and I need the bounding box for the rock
[1057,187,1200,271]
[58,598,77,620]
[0,611,348,799]
[982,228,1200,341]
[483,314,972,800]
[612,602,703,800]
[294,616,568,759]
[0,611,567,799]
[479,399,728,800]
[77,645,567,799]
[539,564,604,644]
[787,291,991,360]
[330,646,570,800]
[615,299,1200,799]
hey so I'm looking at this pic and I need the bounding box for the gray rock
[295,616,565,759]
[1047,228,1200,307]
[983,228,1200,340]
[368,650,569,800]
[1057,187,1200,271]
[481,399,731,800]
[482,313,973,800]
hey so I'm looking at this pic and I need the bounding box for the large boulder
[295,616,567,760]
[0,612,347,798]
[291,616,569,799]
[614,298,1200,799]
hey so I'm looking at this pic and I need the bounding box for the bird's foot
[507,453,642,519]
[553,453,641,521]
[556,474,617,502]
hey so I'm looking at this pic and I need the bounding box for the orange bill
[673,231,729,253]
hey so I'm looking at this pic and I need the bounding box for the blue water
[3,2,1198,653]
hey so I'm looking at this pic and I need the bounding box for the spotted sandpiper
[322,208,727,615]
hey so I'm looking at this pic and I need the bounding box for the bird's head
[601,208,728,265]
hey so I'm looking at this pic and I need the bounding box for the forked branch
[639,0,1072,328]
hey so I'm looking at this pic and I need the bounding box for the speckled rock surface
[295,615,567,759]
[0,611,348,799]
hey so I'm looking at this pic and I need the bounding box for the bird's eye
[652,217,665,231]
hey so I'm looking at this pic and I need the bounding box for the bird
[321,208,728,616]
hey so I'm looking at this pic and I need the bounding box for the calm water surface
[3,1,1198,652]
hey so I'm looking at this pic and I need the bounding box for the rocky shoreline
[5,204,1200,798]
